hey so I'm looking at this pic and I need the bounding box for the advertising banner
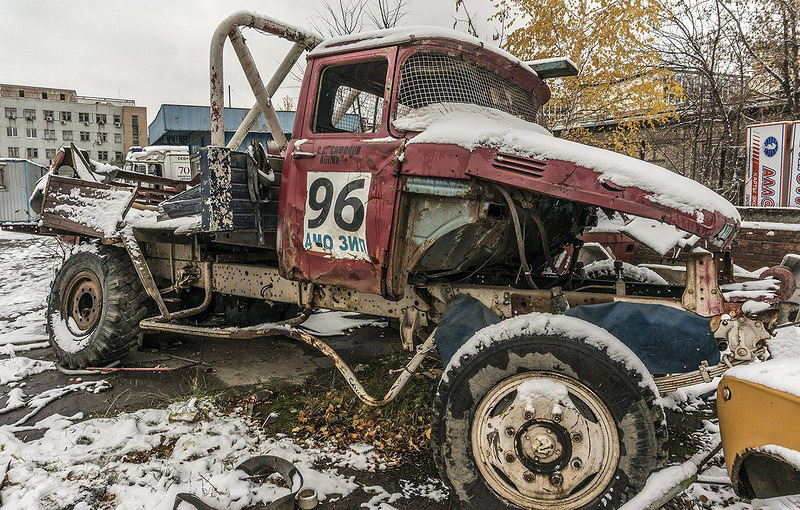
[788,122,800,207]
[745,122,790,207]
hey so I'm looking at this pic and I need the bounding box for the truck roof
[309,25,538,79]
[126,145,189,163]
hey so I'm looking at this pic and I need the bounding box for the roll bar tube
[209,11,322,151]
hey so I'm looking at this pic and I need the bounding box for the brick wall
[730,226,800,271]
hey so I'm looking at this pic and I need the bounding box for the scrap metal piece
[681,252,724,316]
[173,455,304,510]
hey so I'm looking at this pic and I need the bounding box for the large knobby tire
[47,245,150,368]
[432,313,667,510]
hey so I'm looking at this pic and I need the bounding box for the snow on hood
[725,358,800,397]
[394,104,740,221]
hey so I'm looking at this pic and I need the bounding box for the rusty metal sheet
[682,252,725,316]
[40,175,135,238]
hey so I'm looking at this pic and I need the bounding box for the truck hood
[395,103,740,248]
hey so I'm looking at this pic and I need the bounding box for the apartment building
[0,84,148,167]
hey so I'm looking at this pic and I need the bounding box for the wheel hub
[471,372,621,510]
[63,270,102,335]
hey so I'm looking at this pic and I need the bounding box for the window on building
[18,89,24,97]
[0,166,5,190]
[313,58,388,133]
[43,110,54,121]
[80,131,90,141]
[4,107,17,118]
[97,151,108,160]
[42,92,48,99]
[78,112,90,123]
[27,148,38,159]
[114,133,122,143]
[97,132,107,143]
[97,114,107,125]
[46,148,56,159]
[60,93,66,101]
[6,127,18,138]
[26,128,37,138]
[23,109,36,120]
[44,129,56,140]
[114,151,122,162]
[7,147,19,158]
[113,114,121,125]
[61,111,72,122]
[132,115,140,145]
[62,130,73,141]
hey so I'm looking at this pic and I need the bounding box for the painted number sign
[303,171,371,260]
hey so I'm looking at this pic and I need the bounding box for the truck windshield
[395,52,541,124]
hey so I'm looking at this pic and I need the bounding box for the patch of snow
[583,259,668,285]
[768,326,800,359]
[742,300,772,314]
[0,401,381,510]
[726,358,800,397]
[125,208,201,235]
[741,221,800,232]
[49,311,92,354]
[300,310,387,337]
[395,103,739,220]
[660,379,719,413]
[589,212,627,233]
[0,387,26,414]
[0,356,55,385]
[721,278,779,300]
[442,312,659,398]
[51,186,133,237]
[516,378,576,413]
[620,217,689,256]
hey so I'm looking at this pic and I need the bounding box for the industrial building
[0,158,47,222]
[0,84,148,167]
[148,104,294,154]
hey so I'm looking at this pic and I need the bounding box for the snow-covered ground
[2,231,800,509]
[0,231,63,354]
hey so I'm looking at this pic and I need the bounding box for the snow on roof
[127,146,189,163]
[310,26,538,78]
[0,158,48,169]
[725,358,800,397]
[394,103,740,221]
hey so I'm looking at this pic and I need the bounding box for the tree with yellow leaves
[493,0,682,155]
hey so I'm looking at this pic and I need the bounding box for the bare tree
[368,0,411,28]
[280,95,296,111]
[311,0,368,37]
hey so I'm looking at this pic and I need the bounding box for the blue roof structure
[148,104,296,154]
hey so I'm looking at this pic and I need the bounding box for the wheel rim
[62,270,103,336]
[471,371,620,509]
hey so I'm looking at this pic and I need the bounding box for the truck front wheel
[432,314,666,509]
[47,245,150,368]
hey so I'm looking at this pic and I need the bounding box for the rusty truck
[7,11,799,509]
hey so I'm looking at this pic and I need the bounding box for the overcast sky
[0,0,497,129]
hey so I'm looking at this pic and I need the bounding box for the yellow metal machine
[718,359,800,499]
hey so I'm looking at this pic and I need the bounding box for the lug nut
[505,427,515,437]
[553,413,562,422]
[572,458,583,469]
[523,471,534,483]
[550,472,564,486]
[572,432,583,443]
[524,411,534,421]
[505,453,516,463]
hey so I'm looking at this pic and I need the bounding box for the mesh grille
[396,52,540,123]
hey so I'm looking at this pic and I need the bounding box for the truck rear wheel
[47,245,150,368]
[432,314,666,509]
